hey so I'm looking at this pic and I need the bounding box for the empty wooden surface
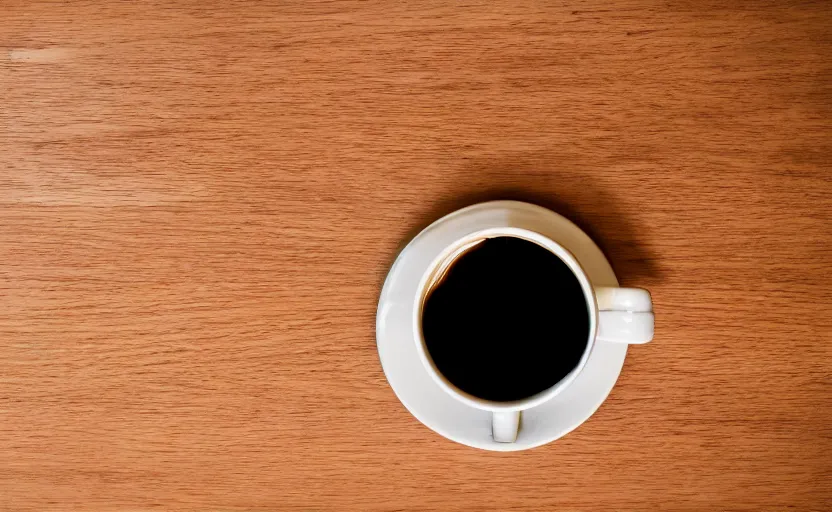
[1,1,830,510]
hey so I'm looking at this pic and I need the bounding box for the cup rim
[412,227,599,413]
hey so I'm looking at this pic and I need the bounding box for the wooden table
[2,1,830,510]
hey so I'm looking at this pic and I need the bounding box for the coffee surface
[422,236,590,402]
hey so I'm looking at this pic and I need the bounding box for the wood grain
[1,1,830,510]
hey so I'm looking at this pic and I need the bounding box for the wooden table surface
[2,1,830,510]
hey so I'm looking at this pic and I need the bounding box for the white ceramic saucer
[376,201,628,451]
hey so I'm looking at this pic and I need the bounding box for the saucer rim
[376,200,627,451]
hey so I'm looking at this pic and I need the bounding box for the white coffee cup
[412,226,654,443]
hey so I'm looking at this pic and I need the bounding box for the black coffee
[422,236,590,402]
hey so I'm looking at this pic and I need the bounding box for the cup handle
[595,287,654,344]
[492,411,520,443]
